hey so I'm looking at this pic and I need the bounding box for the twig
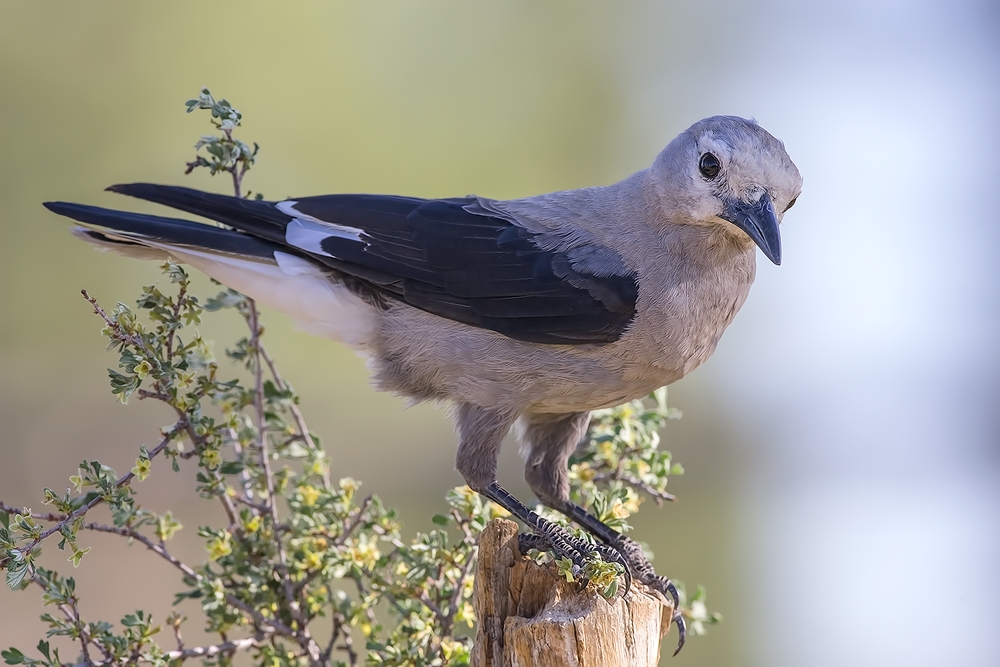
[321,606,358,667]
[440,512,478,635]
[83,522,297,637]
[229,428,256,501]
[259,345,329,489]
[246,299,321,665]
[416,589,445,620]
[230,493,270,515]
[333,496,373,548]
[153,636,260,661]
[3,430,176,568]
[30,576,95,667]
[163,278,188,360]
[81,290,150,354]
[219,123,247,200]
[89,528,254,637]
[169,404,239,526]
[293,495,373,596]
[0,503,64,523]
[170,617,185,651]
[592,471,676,503]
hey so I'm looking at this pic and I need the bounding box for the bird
[44,115,801,654]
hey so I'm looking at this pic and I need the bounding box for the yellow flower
[299,485,320,507]
[131,458,151,482]
[244,515,261,533]
[454,601,476,628]
[622,490,641,514]
[156,511,183,541]
[69,546,91,567]
[177,371,196,389]
[349,534,380,569]
[610,499,631,519]
[207,532,232,560]
[441,638,468,660]
[489,502,510,519]
[304,551,323,570]
[201,449,221,469]
[135,359,153,380]
[338,477,358,500]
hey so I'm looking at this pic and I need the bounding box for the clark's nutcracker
[45,115,801,653]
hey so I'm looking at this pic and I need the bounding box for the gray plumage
[45,115,801,652]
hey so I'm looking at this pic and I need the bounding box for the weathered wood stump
[471,518,673,667]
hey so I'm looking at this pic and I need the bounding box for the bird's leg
[519,411,686,654]
[454,404,621,588]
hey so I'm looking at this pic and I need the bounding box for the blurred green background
[1,2,998,666]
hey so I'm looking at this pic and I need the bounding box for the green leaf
[5,562,30,590]
[218,461,244,475]
[0,512,8,530]
[35,641,49,662]
[1,647,25,665]
[431,514,450,526]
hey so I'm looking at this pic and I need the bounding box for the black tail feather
[106,183,291,244]
[43,201,282,259]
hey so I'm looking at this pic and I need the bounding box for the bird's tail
[44,201,375,349]
[44,201,283,261]
[104,183,291,243]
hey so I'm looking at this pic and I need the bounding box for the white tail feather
[74,227,375,350]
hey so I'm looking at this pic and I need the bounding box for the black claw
[667,579,681,609]
[661,577,680,610]
[671,609,687,656]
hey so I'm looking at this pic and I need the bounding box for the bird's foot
[557,502,686,653]
[517,519,632,597]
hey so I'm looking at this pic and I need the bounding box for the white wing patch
[277,200,367,257]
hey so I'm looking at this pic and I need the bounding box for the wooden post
[472,518,673,667]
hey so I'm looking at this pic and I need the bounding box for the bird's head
[650,115,802,265]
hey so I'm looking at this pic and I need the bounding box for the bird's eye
[783,196,798,213]
[699,153,721,179]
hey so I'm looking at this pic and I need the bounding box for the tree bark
[472,518,673,667]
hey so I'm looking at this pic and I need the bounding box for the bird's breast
[612,249,756,386]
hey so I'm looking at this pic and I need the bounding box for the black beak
[720,192,782,265]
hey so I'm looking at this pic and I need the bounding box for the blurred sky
[1,2,998,666]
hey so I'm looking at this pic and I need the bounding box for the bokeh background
[2,2,998,665]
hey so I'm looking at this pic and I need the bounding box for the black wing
[106,184,638,345]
